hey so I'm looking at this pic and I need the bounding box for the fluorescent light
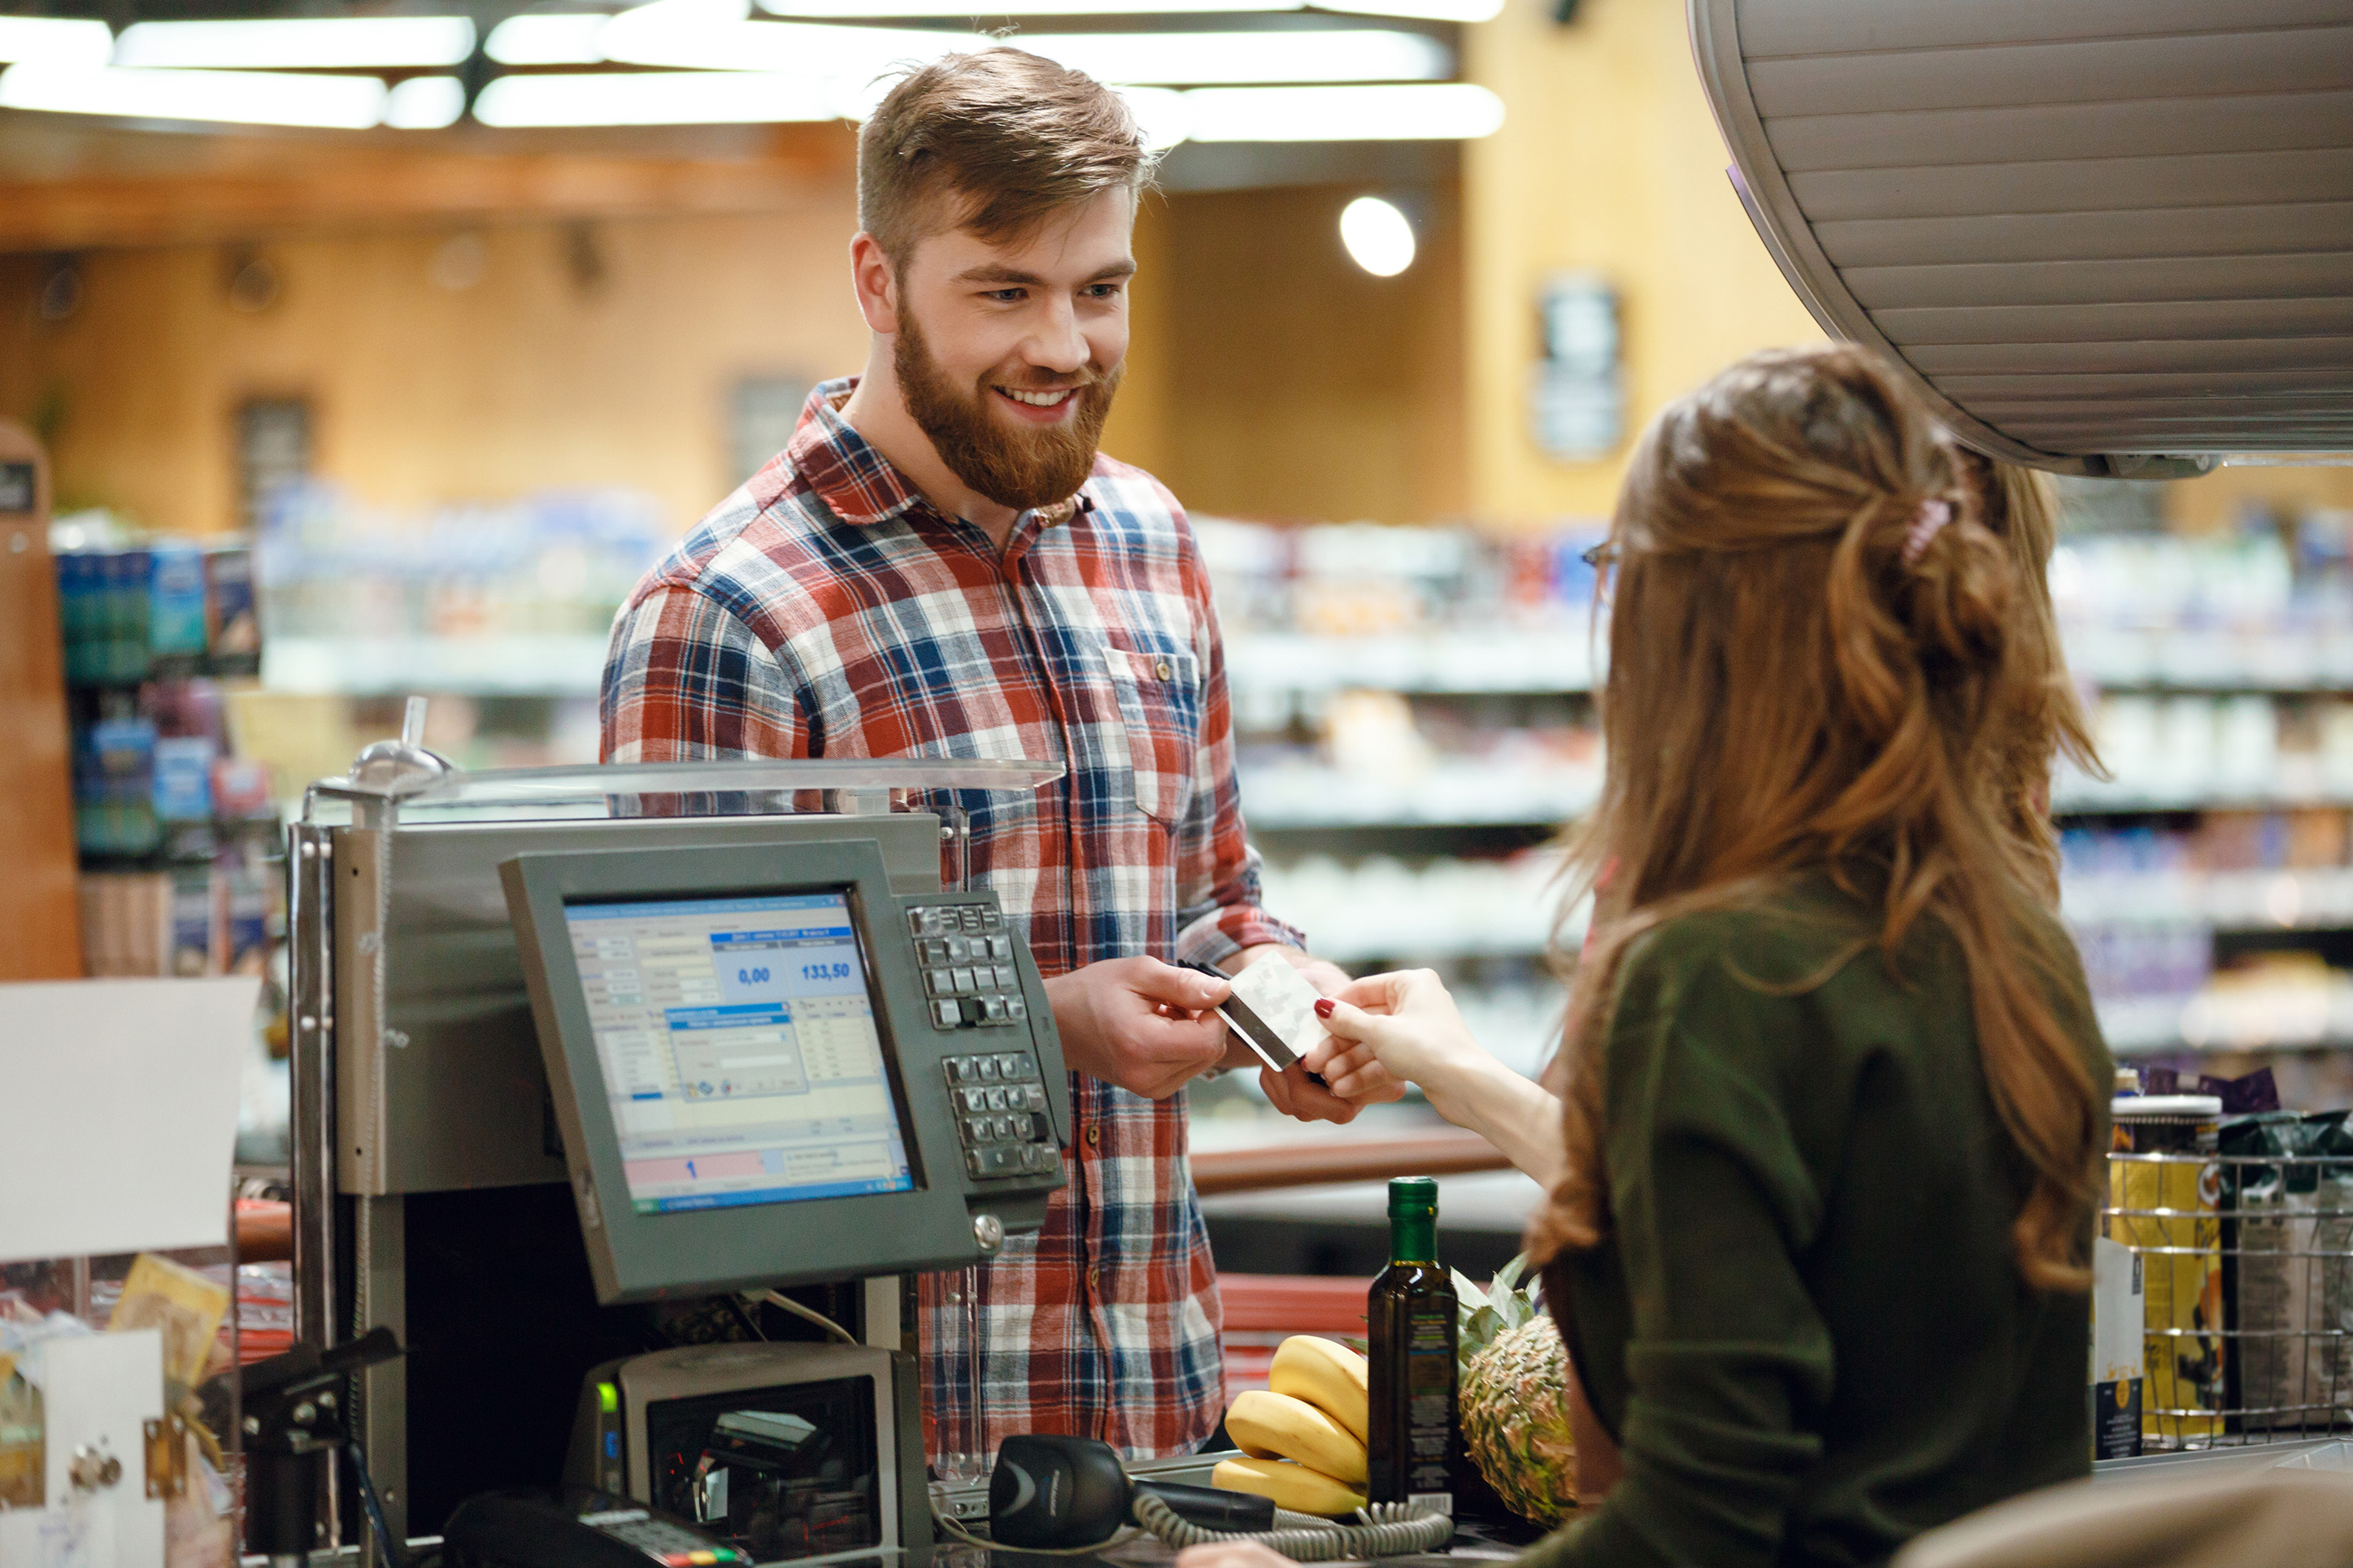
[1181,81,1500,140]
[763,0,1292,14]
[1332,0,1502,20]
[472,68,844,124]
[0,15,111,68]
[112,17,476,69]
[0,63,387,128]
[602,0,981,73]
[385,75,466,128]
[486,14,611,65]
[1339,194,1413,275]
[1120,84,1189,149]
[1019,28,1448,85]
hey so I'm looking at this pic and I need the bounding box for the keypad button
[909,911,929,937]
[950,967,976,995]
[978,997,1005,1025]
[985,1087,1008,1111]
[919,939,946,963]
[961,1088,986,1113]
[924,969,949,997]
[942,1060,962,1086]
[981,906,1003,930]
[985,1145,1020,1174]
[1029,1085,1050,1111]
[976,1055,1000,1082]
[961,907,985,932]
[987,935,1012,961]
[967,1149,986,1177]
[998,1053,1025,1079]
[1007,997,1029,1023]
[932,999,960,1027]
[967,1117,993,1144]
[943,936,968,962]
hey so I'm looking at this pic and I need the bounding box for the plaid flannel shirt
[602,380,1302,1462]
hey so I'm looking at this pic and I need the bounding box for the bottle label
[1405,1307,1455,1507]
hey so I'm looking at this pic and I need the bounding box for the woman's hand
[1305,970,1494,1121]
[1306,969,1568,1186]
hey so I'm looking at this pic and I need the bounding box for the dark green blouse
[1524,874,2111,1568]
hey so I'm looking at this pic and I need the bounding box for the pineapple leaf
[1451,1267,1488,1305]
[1494,1253,1529,1297]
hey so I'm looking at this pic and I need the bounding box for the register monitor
[503,837,1071,1305]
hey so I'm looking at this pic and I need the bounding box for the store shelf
[261,634,610,697]
[2064,868,2353,930]
[2064,626,2353,693]
[1226,626,1597,698]
[1242,758,1598,829]
[2100,988,2353,1058]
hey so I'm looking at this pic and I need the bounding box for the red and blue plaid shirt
[602,380,1300,1462]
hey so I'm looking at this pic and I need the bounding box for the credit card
[1181,959,1331,1082]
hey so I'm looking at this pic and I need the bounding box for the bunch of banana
[1211,1336,1372,1516]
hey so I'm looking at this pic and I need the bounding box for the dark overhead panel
[1688,0,2353,480]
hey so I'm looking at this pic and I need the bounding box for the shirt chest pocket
[1095,638,1202,828]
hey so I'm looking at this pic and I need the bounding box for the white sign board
[0,979,258,1265]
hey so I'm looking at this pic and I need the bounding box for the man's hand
[1230,945,1406,1123]
[1043,956,1230,1099]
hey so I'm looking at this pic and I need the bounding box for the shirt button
[1086,1266,1100,1290]
[1085,1125,1100,1147]
[1155,658,1172,680]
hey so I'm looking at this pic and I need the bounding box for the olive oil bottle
[1367,1175,1457,1509]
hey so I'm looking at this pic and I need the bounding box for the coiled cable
[1129,1491,1455,1561]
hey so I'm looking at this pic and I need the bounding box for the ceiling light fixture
[384,75,467,128]
[0,63,389,128]
[112,17,476,70]
[1018,28,1448,85]
[1181,81,1502,140]
[471,68,844,125]
[755,0,1499,18]
[601,0,980,73]
[1339,194,1414,276]
[485,13,611,65]
[0,15,111,67]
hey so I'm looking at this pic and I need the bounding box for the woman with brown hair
[1199,344,2115,1567]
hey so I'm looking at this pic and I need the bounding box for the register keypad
[907,903,1029,1030]
[942,1049,1059,1180]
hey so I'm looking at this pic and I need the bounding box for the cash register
[493,836,1074,1568]
[280,754,1075,1568]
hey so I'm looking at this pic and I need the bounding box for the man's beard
[895,306,1121,514]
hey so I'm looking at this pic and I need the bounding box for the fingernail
[1314,998,1335,1019]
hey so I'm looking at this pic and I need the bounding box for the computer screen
[562,890,916,1214]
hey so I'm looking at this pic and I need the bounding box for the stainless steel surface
[354,1193,407,1564]
[971,1214,1003,1253]
[307,758,1065,816]
[288,823,337,1350]
[333,813,944,1198]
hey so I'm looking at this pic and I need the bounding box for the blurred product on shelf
[255,481,669,696]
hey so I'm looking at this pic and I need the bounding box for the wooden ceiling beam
[0,115,857,252]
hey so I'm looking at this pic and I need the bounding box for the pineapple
[1453,1254,1577,1529]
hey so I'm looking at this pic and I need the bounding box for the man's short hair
[858,49,1151,265]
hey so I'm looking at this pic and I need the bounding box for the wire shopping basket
[2103,1142,2353,1449]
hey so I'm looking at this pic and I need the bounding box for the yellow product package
[2108,1094,2224,1447]
[108,1253,231,1397]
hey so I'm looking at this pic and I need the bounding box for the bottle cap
[1387,1175,1438,1218]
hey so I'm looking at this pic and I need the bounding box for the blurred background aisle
[5,0,2351,1269]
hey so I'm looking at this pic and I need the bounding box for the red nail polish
[1314,998,1335,1019]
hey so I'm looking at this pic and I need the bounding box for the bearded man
[601,48,1392,1464]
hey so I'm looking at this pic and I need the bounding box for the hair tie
[1900,498,1954,567]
